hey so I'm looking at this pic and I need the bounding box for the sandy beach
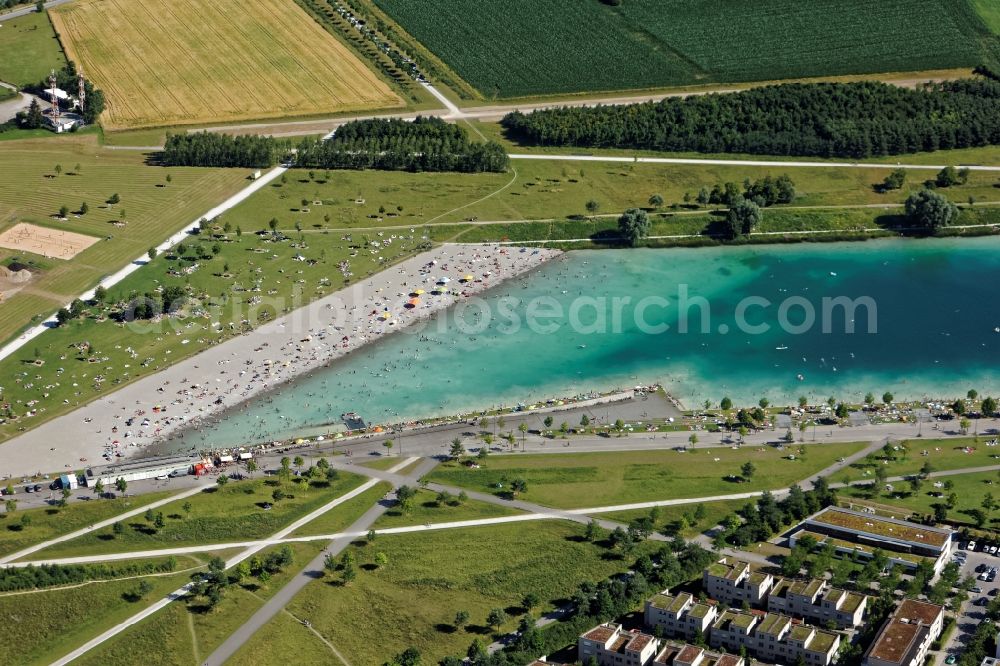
[0,244,560,479]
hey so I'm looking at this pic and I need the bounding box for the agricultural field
[424,441,868,509]
[973,0,1000,34]
[370,0,998,98]
[232,521,657,665]
[0,134,247,346]
[0,10,66,88]
[49,0,403,130]
[33,473,365,559]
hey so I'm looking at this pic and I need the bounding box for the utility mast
[77,70,86,114]
[48,69,60,119]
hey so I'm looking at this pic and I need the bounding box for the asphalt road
[0,0,72,21]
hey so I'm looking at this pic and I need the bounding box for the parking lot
[940,542,1000,665]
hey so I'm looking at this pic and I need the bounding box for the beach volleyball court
[0,222,100,260]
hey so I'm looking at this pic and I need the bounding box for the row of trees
[0,558,176,593]
[162,118,509,173]
[501,79,1000,158]
[161,132,290,168]
[295,117,508,173]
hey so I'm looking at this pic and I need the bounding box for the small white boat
[775,345,788,350]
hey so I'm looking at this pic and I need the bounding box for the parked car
[969,541,978,551]
[977,563,988,573]
[973,586,984,593]
[24,486,33,493]
[945,656,957,664]
[32,484,41,492]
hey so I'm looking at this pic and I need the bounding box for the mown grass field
[224,160,1000,234]
[835,436,1000,484]
[0,166,427,444]
[0,134,247,345]
[0,562,197,666]
[0,489,174,558]
[841,470,1000,529]
[1,151,998,445]
[0,10,66,88]
[425,442,868,509]
[292,481,390,537]
[50,0,402,130]
[34,473,364,558]
[238,521,657,665]
[372,488,523,529]
[370,0,997,97]
[598,499,750,538]
[73,542,323,666]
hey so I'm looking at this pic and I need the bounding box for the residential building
[644,591,718,640]
[578,624,745,666]
[862,599,945,666]
[767,577,868,628]
[792,506,953,573]
[703,558,773,606]
[710,610,840,666]
[579,623,659,666]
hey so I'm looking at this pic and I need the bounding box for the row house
[577,624,745,666]
[702,558,773,607]
[710,610,840,666]
[644,591,718,640]
[767,577,868,628]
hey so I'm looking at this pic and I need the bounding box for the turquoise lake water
[183,237,1000,448]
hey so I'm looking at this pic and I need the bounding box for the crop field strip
[371,0,997,98]
[50,0,402,130]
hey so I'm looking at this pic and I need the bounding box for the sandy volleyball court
[0,222,100,260]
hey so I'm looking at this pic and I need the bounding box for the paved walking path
[0,484,206,564]
[509,153,1000,172]
[201,456,439,666]
[46,457,418,666]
